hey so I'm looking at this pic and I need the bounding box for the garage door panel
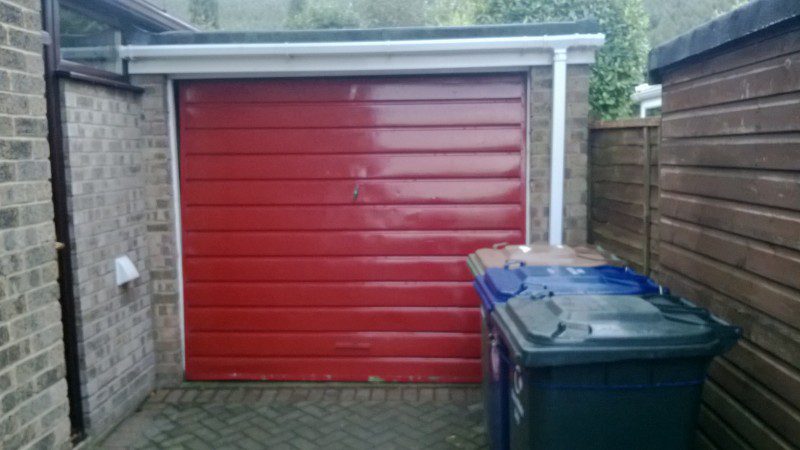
[183,179,522,205]
[182,205,524,231]
[180,75,525,381]
[182,75,524,103]
[182,127,523,155]
[187,307,480,332]
[183,230,523,256]
[186,357,481,383]
[185,281,479,307]
[187,332,480,358]
[184,102,524,129]
[184,153,523,180]
[183,256,473,282]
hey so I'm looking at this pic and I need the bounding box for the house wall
[59,79,155,436]
[528,64,591,245]
[657,24,800,449]
[0,0,72,448]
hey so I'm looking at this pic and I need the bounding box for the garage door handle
[352,184,359,202]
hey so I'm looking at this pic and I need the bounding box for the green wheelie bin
[492,293,740,450]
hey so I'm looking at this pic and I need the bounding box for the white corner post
[548,48,568,246]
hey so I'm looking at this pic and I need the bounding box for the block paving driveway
[96,383,487,449]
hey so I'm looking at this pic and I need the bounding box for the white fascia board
[121,33,604,76]
[127,49,553,76]
[631,84,662,102]
[122,34,605,58]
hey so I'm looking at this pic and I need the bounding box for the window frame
[48,0,138,89]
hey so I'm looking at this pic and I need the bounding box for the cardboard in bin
[467,243,620,276]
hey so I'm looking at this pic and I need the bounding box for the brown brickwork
[528,64,592,245]
[0,0,72,448]
[563,64,591,245]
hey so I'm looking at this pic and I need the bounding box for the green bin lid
[493,294,740,367]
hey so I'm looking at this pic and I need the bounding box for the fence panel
[590,26,800,449]
[588,118,660,277]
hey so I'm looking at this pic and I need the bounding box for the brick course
[0,0,71,448]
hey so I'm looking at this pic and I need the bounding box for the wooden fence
[588,118,660,277]
[588,111,800,448]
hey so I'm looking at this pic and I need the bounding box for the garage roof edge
[649,0,800,82]
[130,20,600,45]
[120,20,604,77]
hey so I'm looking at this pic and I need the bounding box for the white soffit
[120,34,605,76]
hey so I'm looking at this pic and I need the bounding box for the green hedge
[478,0,649,119]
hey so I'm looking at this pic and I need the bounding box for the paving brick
[401,387,418,402]
[370,388,386,401]
[181,389,199,402]
[257,389,277,403]
[450,389,467,403]
[228,388,247,403]
[212,389,231,403]
[386,387,402,401]
[149,389,169,402]
[98,384,486,449]
[323,388,339,401]
[165,389,183,404]
[340,388,355,401]
[419,387,434,403]
[275,388,293,402]
[434,388,450,403]
[305,389,323,402]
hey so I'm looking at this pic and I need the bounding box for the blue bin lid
[476,265,663,312]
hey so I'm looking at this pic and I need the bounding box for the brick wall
[60,80,155,435]
[0,0,72,448]
[563,65,591,245]
[528,64,591,245]
[134,75,183,387]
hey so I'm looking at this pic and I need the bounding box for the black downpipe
[41,0,85,441]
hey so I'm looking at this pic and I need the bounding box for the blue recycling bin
[476,265,663,450]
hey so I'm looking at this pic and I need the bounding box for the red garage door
[179,75,526,382]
